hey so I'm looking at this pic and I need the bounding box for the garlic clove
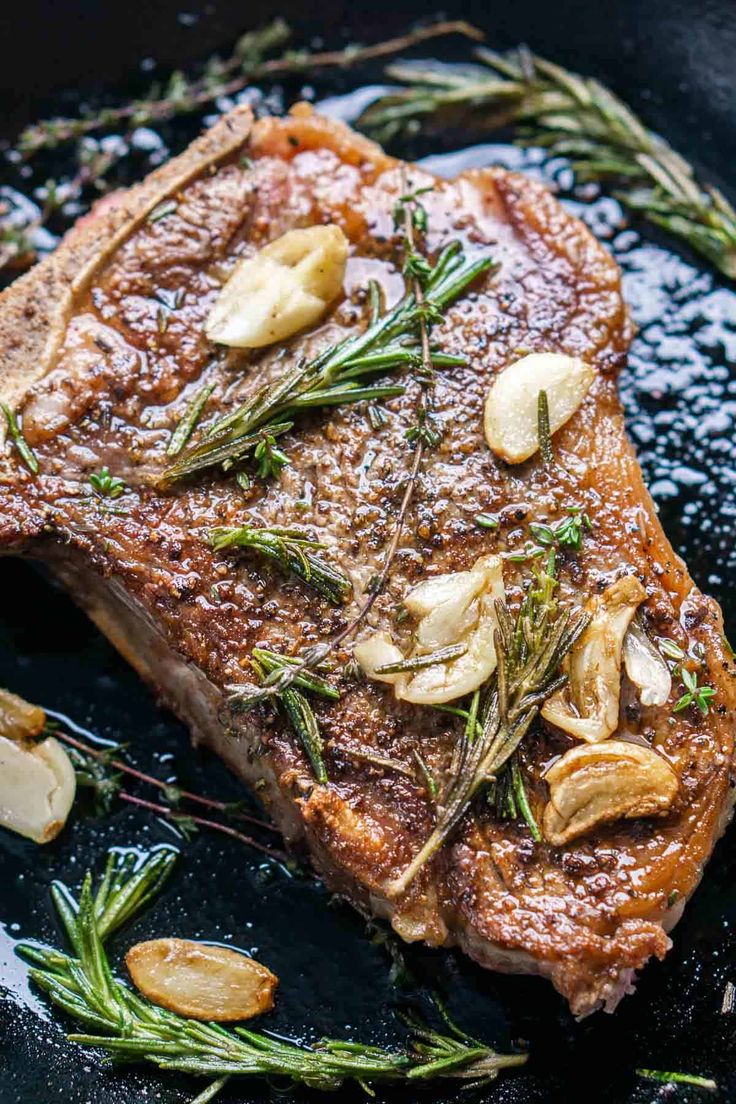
[126,938,278,1022]
[484,352,595,464]
[205,225,348,349]
[356,556,505,706]
[623,620,672,707]
[542,574,645,742]
[0,735,76,843]
[354,631,406,689]
[542,739,678,846]
[0,686,46,741]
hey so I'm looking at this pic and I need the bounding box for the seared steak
[1,105,734,1016]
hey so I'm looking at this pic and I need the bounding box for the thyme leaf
[167,384,215,457]
[18,848,525,1091]
[209,524,351,605]
[529,508,592,552]
[388,555,589,896]
[672,667,716,715]
[1,401,38,474]
[360,47,736,280]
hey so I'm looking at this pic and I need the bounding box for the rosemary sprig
[18,849,525,1092]
[17,21,482,156]
[1,401,38,474]
[167,384,215,457]
[388,555,589,896]
[209,524,351,606]
[636,1070,717,1092]
[230,648,340,783]
[361,48,736,280]
[164,241,491,482]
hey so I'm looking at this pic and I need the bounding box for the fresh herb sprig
[18,849,525,1094]
[167,384,215,457]
[636,1069,717,1092]
[164,241,491,482]
[388,554,589,896]
[361,48,736,280]
[230,648,341,783]
[1,401,38,474]
[16,21,482,156]
[88,466,126,500]
[529,508,592,552]
[673,667,717,715]
[210,524,351,606]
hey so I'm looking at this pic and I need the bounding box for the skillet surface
[1,2,735,1101]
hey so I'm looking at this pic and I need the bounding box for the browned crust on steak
[1,106,734,1017]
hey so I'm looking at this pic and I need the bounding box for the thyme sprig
[18,849,525,1093]
[88,466,126,500]
[388,554,589,896]
[17,21,482,156]
[529,508,592,552]
[673,667,716,715]
[164,241,491,482]
[209,524,351,606]
[361,47,736,280]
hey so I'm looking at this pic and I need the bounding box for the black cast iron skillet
[1,2,735,1102]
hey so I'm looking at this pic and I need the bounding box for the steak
[1,104,734,1016]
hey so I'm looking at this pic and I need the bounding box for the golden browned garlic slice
[205,225,348,348]
[542,575,645,742]
[542,739,678,846]
[355,555,505,705]
[483,353,595,464]
[125,938,278,1022]
[0,735,76,843]
[0,686,46,741]
[622,620,672,707]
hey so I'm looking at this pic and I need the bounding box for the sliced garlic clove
[0,686,46,741]
[542,739,678,846]
[125,938,278,1022]
[484,352,595,464]
[623,620,672,707]
[354,632,407,689]
[356,556,505,706]
[205,225,348,349]
[0,735,76,843]
[399,556,505,704]
[542,574,645,742]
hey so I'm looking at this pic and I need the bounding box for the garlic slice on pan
[126,938,278,1021]
[542,575,645,742]
[0,686,46,741]
[206,224,348,348]
[0,734,76,844]
[622,620,672,707]
[484,352,594,464]
[542,739,678,846]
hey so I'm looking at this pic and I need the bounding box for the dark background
[1,2,736,1102]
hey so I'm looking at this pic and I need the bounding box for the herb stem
[54,729,277,833]
[117,792,289,863]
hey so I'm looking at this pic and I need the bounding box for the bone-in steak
[1,105,734,1016]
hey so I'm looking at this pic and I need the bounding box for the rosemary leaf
[360,48,736,280]
[1,401,39,474]
[537,389,553,467]
[18,848,525,1092]
[167,384,215,457]
[375,642,468,674]
[636,1070,717,1092]
[209,524,351,605]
